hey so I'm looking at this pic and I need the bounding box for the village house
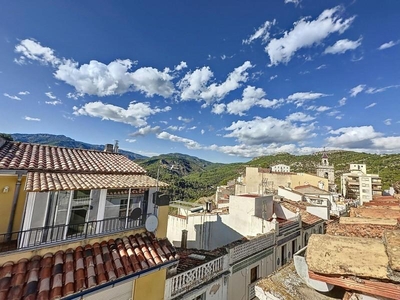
[0,137,177,300]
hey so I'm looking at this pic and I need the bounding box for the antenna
[113,140,119,153]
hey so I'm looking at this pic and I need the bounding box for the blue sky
[1,0,400,163]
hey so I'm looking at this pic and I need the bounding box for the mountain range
[7,133,400,201]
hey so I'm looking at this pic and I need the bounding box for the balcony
[165,255,227,299]
[0,215,145,253]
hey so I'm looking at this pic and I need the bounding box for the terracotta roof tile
[279,200,323,227]
[25,172,167,192]
[0,141,146,174]
[0,233,177,300]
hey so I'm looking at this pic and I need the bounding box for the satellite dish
[130,207,142,220]
[145,215,159,232]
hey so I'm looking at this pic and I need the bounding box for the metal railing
[0,215,145,253]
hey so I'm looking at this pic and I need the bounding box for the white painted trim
[96,189,107,234]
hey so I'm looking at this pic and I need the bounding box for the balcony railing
[165,256,226,299]
[0,215,145,253]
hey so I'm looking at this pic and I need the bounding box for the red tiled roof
[0,141,146,174]
[25,172,168,192]
[0,232,177,300]
[280,200,323,227]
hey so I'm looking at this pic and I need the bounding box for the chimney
[181,229,188,249]
[104,144,114,153]
[113,140,119,153]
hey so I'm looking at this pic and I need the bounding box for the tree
[0,133,13,141]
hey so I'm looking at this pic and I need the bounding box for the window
[192,293,205,300]
[250,266,259,283]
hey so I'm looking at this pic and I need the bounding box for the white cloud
[326,126,382,148]
[156,132,202,149]
[45,100,62,105]
[365,103,376,109]
[174,61,187,71]
[378,40,400,50]
[24,116,41,121]
[284,0,300,5]
[269,75,278,81]
[15,39,60,66]
[286,112,315,122]
[327,110,341,117]
[188,126,197,130]
[130,125,161,137]
[201,129,205,135]
[56,59,175,98]
[222,86,283,116]
[324,38,362,54]
[73,101,171,127]
[265,6,355,65]
[365,84,400,94]
[224,116,315,145]
[45,92,57,99]
[287,92,329,106]
[211,103,226,115]
[167,125,178,131]
[338,97,347,106]
[306,105,331,112]
[242,20,276,45]
[178,116,193,123]
[125,139,136,143]
[178,61,253,105]
[15,39,177,98]
[316,64,326,70]
[349,84,365,97]
[3,93,21,100]
[18,91,30,95]
[384,118,392,125]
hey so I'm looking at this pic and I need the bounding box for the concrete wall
[277,187,303,202]
[228,250,274,300]
[243,168,329,194]
[306,206,330,221]
[181,275,228,300]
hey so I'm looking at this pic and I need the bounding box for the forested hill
[5,133,400,201]
[10,133,146,160]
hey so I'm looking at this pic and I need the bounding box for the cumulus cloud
[220,86,283,116]
[378,40,400,50]
[125,139,136,143]
[265,6,355,65]
[365,103,376,109]
[4,93,21,100]
[242,20,276,45]
[156,132,202,149]
[326,126,382,148]
[130,125,161,137]
[224,116,315,145]
[349,84,365,97]
[24,116,41,121]
[287,92,329,106]
[14,39,177,98]
[15,39,60,66]
[212,103,226,115]
[73,101,170,127]
[18,91,30,95]
[45,100,62,105]
[269,75,278,81]
[286,112,315,122]
[178,61,253,105]
[324,38,362,54]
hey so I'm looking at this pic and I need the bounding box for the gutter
[6,171,26,241]
[63,259,178,300]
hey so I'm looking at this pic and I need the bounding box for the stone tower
[316,150,335,191]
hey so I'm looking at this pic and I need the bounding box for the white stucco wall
[228,252,274,300]
[277,187,303,202]
[306,206,329,220]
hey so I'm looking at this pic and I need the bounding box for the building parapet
[164,254,228,299]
